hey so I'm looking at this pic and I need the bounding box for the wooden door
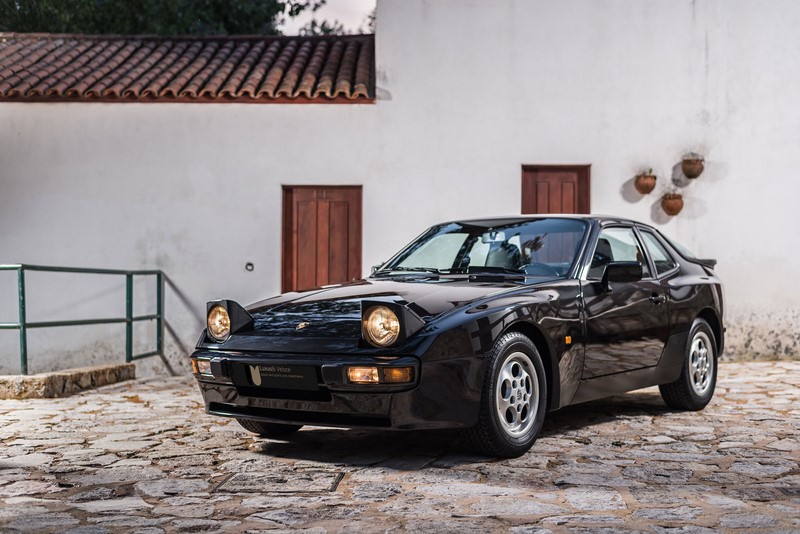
[521,165,590,214]
[282,186,362,292]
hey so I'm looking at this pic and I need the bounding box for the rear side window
[640,231,678,276]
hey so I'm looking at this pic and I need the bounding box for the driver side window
[587,227,651,279]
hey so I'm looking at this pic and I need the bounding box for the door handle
[649,293,666,305]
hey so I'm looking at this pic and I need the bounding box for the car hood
[245,277,552,338]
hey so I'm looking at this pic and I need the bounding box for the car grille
[234,385,332,402]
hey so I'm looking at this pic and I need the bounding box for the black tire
[659,318,717,411]
[463,331,547,458]
[236,418,303,438]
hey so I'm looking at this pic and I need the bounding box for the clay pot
[634,173,657,194]
[661,193,684,216]
[681,158,704,179]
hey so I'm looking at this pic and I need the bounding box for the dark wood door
[282,186,362,292]
[521,165,590,214]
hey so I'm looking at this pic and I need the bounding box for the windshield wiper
[396,267,442,273]
[467,266,526,275]
[372,266,443,277]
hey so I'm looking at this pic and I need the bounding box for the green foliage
[297,5,377,36]
[362,7,375,33]
[298,18,346,36]
[0,0,326,35]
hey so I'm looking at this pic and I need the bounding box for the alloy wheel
[689,331,714,395]
[495,351,539,437]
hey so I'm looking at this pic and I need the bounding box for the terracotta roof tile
[260,39,297,98]
[296,41,328,98]
[314,41,345,99]
[0,33,374,103]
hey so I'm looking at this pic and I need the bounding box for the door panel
[327,200,349,284]
[295,200,318,290]
[581,226,669,378]
[536,181,550,213]
[581,279,670,378]
[561,181,576,213]
[522,165,590,214]
[282,186,362,292]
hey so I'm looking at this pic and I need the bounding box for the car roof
[447,214,656,230]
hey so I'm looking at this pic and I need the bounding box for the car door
[581,225,670,378]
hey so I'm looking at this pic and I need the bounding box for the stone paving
[0,361,798,533]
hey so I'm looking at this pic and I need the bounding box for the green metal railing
[0,264,164,375]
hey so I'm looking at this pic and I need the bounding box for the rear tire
[659,318,717,410]
[463,331,547,458]
[236,418,303,438]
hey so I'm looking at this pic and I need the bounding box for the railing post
[156,272,164,356]
[17,267,28,375]
[125,273,133,363]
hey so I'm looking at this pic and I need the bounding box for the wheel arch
[502,320,560,411]
[697,308,723,355]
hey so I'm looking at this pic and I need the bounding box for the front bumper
[191,350,482,430]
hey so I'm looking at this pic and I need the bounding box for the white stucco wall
[1,0,798,374]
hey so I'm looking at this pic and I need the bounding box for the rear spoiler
[694,258,717,269]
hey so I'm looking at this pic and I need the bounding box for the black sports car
[191,216,724,457]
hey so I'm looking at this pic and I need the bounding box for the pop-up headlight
[205,300,253,343]
[360,300,425,348]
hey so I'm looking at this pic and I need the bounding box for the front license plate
[240,363,319,391]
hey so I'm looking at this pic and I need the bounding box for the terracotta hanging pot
[681,157,704,179]
[661,193,684,216]
[634,173,657,194]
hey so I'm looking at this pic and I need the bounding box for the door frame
[521,164,591,214]
[281,185,363,293]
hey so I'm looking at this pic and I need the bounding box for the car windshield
[378,218,589,277]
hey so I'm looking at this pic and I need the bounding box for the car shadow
[248,389,680,469]
[540,389,674,438]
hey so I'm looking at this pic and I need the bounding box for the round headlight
[207,305,231,342]
[363,306,401,347]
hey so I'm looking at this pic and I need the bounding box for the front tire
[659,318,717,410]
[463,331,547,457]
[236,418,303,438]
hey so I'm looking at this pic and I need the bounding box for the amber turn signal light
[382,367,414,383]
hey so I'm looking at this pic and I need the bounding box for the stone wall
[723,306,800,361]
[0,363,135,399]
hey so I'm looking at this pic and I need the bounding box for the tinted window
[588,227,651,279]
[640,231,678,276]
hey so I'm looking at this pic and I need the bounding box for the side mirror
[371,264,384,274]
[601,261,642,291]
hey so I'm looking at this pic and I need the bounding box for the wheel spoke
[500,368,514,386]
[498,396,509,413]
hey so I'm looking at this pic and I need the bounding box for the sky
[280,0,376,35]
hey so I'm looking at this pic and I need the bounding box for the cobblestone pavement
[0,361,798,533]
